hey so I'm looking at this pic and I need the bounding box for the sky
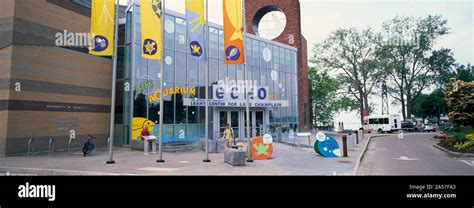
[121,0,473,129]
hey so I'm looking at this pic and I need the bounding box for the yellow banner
[141,0,163,60]
[89,0,115,56]
[223,0,245,64]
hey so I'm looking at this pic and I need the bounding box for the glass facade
[120,4,299,145]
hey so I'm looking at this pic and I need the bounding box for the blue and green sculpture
[314,132,341,157]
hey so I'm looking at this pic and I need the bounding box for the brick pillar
[245,0,311,131]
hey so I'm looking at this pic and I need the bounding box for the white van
[364,115,402,133]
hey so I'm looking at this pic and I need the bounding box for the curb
[351,135,390,175]
[351,136,372,175]
[433,144,474,157]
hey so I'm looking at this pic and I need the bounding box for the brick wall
[245,0,311,131]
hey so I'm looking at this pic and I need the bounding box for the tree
[445,80,474,126]
[453,64,474,82]
[312,28,384,124]
[378,15,452,119]
[309,67,357,127]
[412,89,448,123]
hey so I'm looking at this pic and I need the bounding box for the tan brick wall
[0,0,14,17]
[0,46,12,79]
[14,0,90,33]
[11,45,112,90]
[7,111,110,139]
[8,91,111,106]
[0,111,7,156]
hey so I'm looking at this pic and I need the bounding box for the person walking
[222,124,235,149]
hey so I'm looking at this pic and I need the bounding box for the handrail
[27,138,35,156]
[48,137,55,156]
[68,137,75,155]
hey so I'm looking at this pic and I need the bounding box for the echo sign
[213,85,268,101]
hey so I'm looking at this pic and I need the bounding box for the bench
[143,136,157,155]
[296,132,312,147]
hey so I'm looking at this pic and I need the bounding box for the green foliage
[454,141,474,151]
[309,67,357,126]
[445,81,474,126]
[377,15,452,119]
[311,28,383,124]
[411,89,448,121]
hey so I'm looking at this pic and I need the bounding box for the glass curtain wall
[126,3,298,145]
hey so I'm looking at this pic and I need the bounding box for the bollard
[27,138,35,157]
[355,130,359,144]
[342,135,348,157]
[68,138,75,155]
[48,137,55,156]
[107,138,111,153]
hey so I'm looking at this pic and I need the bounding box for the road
[358,133,474,175]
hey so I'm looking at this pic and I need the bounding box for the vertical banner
[185,0,206,61]
[223,0,245,64]
[89,0,115,56]
[141,0,163,60]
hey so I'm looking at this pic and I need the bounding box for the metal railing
[68,138,75,155]
[27,138,35,157]
[48,137,55,156]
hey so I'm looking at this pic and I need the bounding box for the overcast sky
[121,0,473,128]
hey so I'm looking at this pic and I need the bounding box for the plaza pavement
[0,133,372,176]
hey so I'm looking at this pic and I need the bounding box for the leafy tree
[445,80,474,126]
[412,89,448,123]
[378,15,451,119]
[312,28,384,124]
[309,67,358,127]
[453,64,474,82]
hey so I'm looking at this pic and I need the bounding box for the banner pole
[243,0,253,162]
[157,0,166,163]
[107,0,120,164]
[203,0,211,163]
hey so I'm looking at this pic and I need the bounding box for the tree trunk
[406,93,412,119]
[363,93,369,116]
[359,90,365,125]
[400,86,406,120]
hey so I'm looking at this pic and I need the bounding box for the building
[0,0,310,156]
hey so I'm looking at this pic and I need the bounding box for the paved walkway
[0,134,370,175]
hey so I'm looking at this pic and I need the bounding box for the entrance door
[255,111,264,136]
[215,109,267,141]
[218,111,240,141]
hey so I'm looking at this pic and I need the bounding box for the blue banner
[185,0,206,61]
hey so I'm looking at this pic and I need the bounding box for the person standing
[222,124,235,149]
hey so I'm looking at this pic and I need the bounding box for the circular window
[253,6,287,40]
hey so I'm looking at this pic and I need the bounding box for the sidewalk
[0,134,371,175]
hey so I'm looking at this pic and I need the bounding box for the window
[164,15,175,49]
[163,50,175,81]
[378,118,384,125]
[256,10,287,40]
[175,18,186,51]
[384,118,389,124]
[175,51,187,83]
[209,27,218,58]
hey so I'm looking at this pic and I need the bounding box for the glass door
[230,111,239,140]
[219,111,228,139]
[244,111,253,139]
[255,111,264,137]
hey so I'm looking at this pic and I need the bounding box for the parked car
[423,124,436,132]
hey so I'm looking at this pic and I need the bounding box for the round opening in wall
[253,6,287,40]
